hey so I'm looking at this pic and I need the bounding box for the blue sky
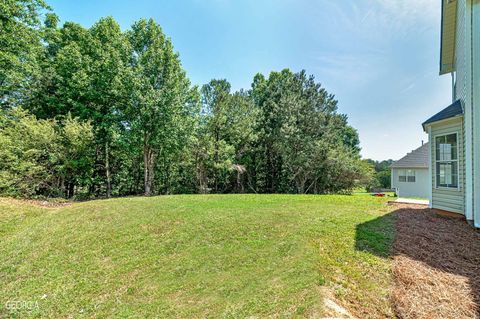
[47,0,452,160]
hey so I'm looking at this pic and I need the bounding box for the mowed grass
[0,195,395,318]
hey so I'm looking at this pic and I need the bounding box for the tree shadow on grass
[355,205,480,317]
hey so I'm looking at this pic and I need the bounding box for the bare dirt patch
[392,204,480,319]
[0,197,71,208]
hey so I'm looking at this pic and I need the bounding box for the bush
[0,109,94,198]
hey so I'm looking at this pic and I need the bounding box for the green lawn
[0,195,395,318]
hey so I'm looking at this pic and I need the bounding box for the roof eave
[439,0,458,75]
[422,114,463,132]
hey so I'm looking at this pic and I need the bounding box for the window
[398,169,415,182]
[435,133,458,188]
[407,169,415,182]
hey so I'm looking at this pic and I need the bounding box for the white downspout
[472,0,480,227]
[464,0,474,222]
[452,72,456,102]
[428,126,433,208]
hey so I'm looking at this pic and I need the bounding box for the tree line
[0,0,374,199]
[365,159,393,190]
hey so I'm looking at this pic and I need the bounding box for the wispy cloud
[369,0,438,37]
[374,0,438,23]
[303,0,445,159]
[313,51,387,87]
[400,82,416,94]
[320,0,437,46]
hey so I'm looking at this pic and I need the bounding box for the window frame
[398,169,416,183]
[434,132,460,190]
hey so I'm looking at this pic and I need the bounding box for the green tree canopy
[0,4,372,198]
[0,0,49,107]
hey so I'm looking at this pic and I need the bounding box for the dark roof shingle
[422,99,463,128]
[390,143,429,169]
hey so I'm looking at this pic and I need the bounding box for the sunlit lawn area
[0,195,395,318]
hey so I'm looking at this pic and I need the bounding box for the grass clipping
[392,204,480,319]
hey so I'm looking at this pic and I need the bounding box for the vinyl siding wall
[430,118,465,214]
[455,0,474,219]
[391,168,429,198]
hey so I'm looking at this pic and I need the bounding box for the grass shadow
[354,211,395,258]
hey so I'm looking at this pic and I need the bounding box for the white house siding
[430,118,465,214]
[473,0,480,227]
[455,0,474,220]
[391,168,429,198]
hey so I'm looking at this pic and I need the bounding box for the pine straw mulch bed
[392,204,480,319]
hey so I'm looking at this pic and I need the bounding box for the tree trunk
[266,145,273,193]
[214,127,219,192]
[60,177,65,198]
[143,133,155,196]
[67,181,75,198]
[105,141,111,198]
[198,165,206,193]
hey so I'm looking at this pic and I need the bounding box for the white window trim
[398,169,416,183]
[434,131,460,191]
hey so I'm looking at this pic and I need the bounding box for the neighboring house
[422,0,480,227]
[391,143,430,198]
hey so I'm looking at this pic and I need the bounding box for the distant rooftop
[390,143,429,169]
[422,99,463,129]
